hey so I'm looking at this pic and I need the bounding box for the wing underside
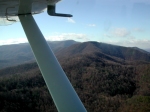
[0,0,72,25]
[0,0,47,25]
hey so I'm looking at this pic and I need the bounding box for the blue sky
[0,0,150,49]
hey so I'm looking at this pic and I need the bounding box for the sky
[0,0,150,49]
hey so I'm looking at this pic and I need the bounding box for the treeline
[0,71,57,112]
[0,54,150,112]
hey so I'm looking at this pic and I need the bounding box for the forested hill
[56,41,150,62]
[0,45,150,111]
[1,41,150,69]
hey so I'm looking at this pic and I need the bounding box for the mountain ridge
[57,41,150,62]
[0,40,78,69]
[1,40,150,69]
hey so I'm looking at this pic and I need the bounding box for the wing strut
[18,15,86,112]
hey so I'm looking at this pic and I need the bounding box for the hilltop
[56,41,150,62]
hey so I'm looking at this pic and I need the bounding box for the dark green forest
[0,53,150,112]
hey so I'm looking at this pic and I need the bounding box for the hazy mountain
[0,40,78,69]
[57,41,150,62]
[1,40,150,69]
[145,48,150,53]
[47,40,79,52]
[132,47,150,54]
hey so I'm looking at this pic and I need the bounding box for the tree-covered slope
[0,52,150,112]
[57,41,150,62]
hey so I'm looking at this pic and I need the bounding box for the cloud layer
[104,39,150,49]
[0,38,28,45]
[67,18,75,23]
[0,33,91,46]
[87,24,96,27]
[47,33,90,41]
[112,28,130,37]
[1,32,149,50]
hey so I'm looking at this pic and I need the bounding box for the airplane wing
[0,0,86,112]
[0,0,72,25]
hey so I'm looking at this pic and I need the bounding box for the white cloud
[103,28,131,38]
[0,38,28,46]
[133,28,144,32]
[112,28,130,37]
[87,24,96,27]
[128,36,136,39]
[46,33,90,42]
[0,33,90,45]
[105,39,150,49]
[67,18,75,23]
[103,33,111,38]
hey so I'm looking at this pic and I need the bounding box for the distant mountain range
[56,41,150,62]
[0,40,150,69]
[0,40,78,69]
